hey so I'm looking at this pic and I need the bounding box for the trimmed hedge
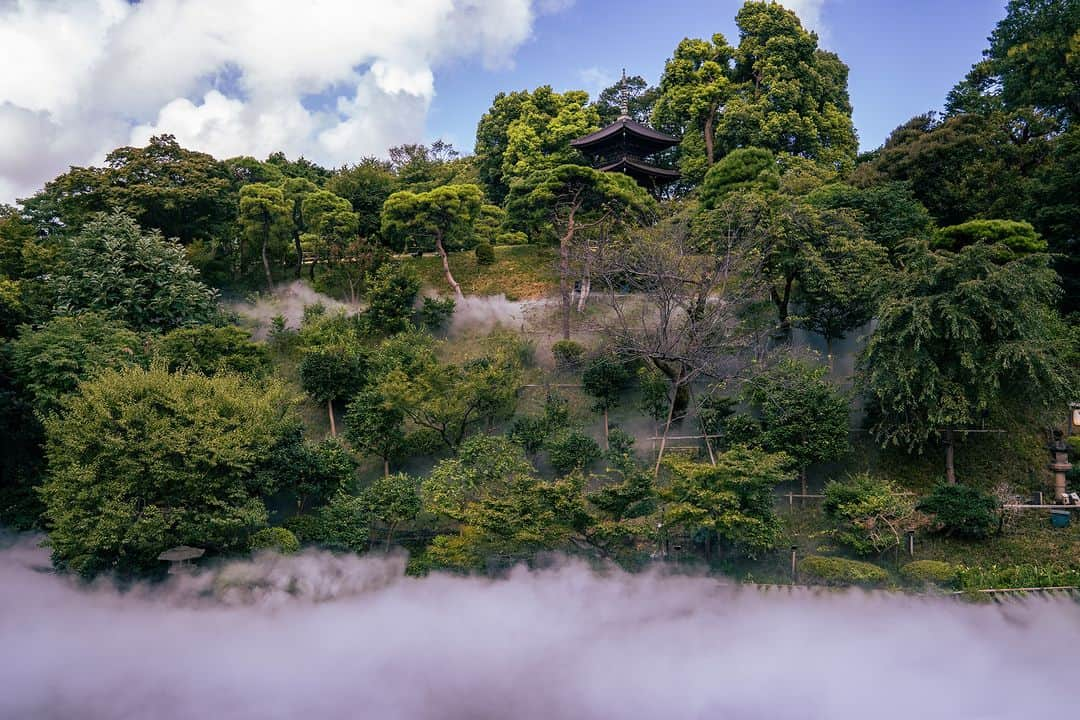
[900,560,958,586]
[799,555,889,586]
[249,527,300,555]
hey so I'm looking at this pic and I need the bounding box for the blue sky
[427,0,1009,154]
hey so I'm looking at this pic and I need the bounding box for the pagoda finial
[619,68,630,119]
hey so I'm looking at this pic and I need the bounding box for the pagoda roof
[598,156,681,183]
[570,117,680,152]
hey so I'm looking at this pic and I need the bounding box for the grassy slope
[404,244,558,299]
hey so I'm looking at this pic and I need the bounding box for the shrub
[364,262,421,334]
[917,484,1000,539]
[823,473,920,554]
[156,325,270,377]
[510,393,569,455]
[249,527,300,554]
[496,231,528,246]
[799,555,889,586]
[546,428,601,475]
[900,560,958,586]
[551,340,585,370]
[474,241,495,265]
[954,563,1080,591]
[285,493,369,554]
[418,296,455,330]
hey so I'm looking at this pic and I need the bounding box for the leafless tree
[592,199,776,472]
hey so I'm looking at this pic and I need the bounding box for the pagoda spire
[619,68,630,119]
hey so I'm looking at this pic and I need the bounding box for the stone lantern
[1048,431,1072,503]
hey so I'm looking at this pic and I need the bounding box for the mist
[2,537,1077,719]
[230,281,362,338]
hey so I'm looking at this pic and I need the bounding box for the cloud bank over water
[2,537,1076,720]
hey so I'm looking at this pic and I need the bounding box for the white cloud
[778,0,828,39]
[577,67,616,99]
[0,0,559,204]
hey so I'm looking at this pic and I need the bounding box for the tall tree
[653,2,857,185]
[300,189,359,281]
[281,177,318,279]
[238,184,292,290]
[474,87,600,202]
[653,34,735,183]
[581,353,631,447]
[956,0,1080,123]
[723,1,857,172]
[592,73,660,125]
[859,241,1073,483]
[381,184,484,297]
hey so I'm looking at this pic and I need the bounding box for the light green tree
[39,366,298,577]
[363,472,422,551]
[10,312,144,417]
[474,86,600,202]
[381,184,483,297]
[661,449,792,559]
[238,183,292,290]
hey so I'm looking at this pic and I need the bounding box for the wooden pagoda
[571,71,680,192]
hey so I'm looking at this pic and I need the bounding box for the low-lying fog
[3,537,1076,719]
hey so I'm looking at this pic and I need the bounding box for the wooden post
[790,546,798,584]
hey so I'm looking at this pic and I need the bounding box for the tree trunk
[309,257,316,281]
[435,232,463,298]
[770,276,794,336]
[385,522,397,552]
[800,468,808,496]
[704,107,716,166]
[653,370,683,477]
[293,232,303,280]
[559,238,573,341]
[383,458,390,477]
[944,428,956,484]
[327,398,337,437]
[576,275,591,312]
[261,238,274,291]
[603,407,609,449]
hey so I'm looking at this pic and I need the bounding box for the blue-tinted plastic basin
[1050,510,1070,528]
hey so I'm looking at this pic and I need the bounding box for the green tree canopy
[48,212,218,331]
[654,3,857,184]
[363,472,422,550]
[10,313,144,417]
[154,324,269,378]
[238,183,292,290]
[661,449,792,559]
[325,158,397,238]
[933,219,1047,256]
[699,147,780,208]
[40,366,299,577]
[741,355,851,492]
[381,184,483,297]
[474,86,600,202]
[859,241,1073,483]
